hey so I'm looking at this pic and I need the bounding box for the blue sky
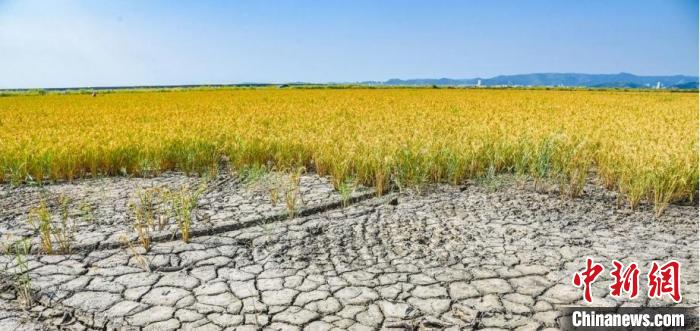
[0,0,697,88]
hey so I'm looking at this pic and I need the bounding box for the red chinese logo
[647,260,682,303]
[609,260,640,298]
[572,258,604,303]
[573,258,682,303]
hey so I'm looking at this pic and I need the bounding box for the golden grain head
[0,88,696,212]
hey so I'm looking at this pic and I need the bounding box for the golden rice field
[0,88,697,214]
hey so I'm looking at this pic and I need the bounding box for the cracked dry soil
[0,173,697,330]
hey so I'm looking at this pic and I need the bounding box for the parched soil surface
[0,174,697,330]
[0,172,372,253]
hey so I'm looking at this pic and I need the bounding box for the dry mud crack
[0,174,697,330]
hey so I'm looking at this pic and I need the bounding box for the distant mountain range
[364,73,699,89]
[6,72,697,91]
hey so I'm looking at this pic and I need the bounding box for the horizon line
[2,71,698,91]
